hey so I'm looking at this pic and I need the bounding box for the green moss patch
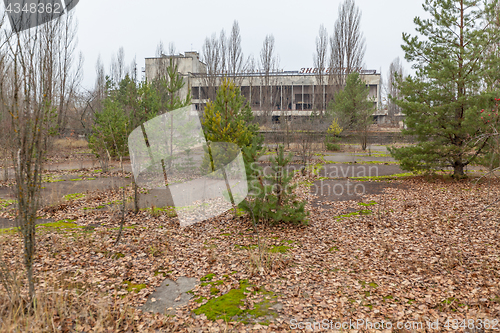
[83,205,106,210]
[359,280,378,289]
[0,227,17,235]
[350,172,414,181]
[0,199,16,208]
[201,279,225,287]
[335,209,372,219]
[123,281,147,293]
[235,207,246,217]
[154,267,173,277]
[200,273,215,282]
[358,281,378,290]
[195,296,207,303]
[38,219,82,229]
[41,175,64,183]
[141,206,177,217]
[110,226,135,230]
[193,280,279,324]
[63,193,85,201]
[442,297,456,304]
[269,245,291,253]
[234,244,258,251]
[358,201,377,207]
[111,252,125,260]
[360,161,399,165]
[354,153,391,158]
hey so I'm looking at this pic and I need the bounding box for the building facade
[145,52,386,121]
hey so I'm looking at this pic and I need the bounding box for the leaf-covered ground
[1,170,500,332]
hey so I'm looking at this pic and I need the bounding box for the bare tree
[228,20,244,79]
[219,29,227,75]
[54,11,83,132]
[328,0,366,96]
[314,24,329,114]
[0,13,12,182]
[153,41,168,82]
[295,117,318,166]
[0,10,81,304]
[88,56,106,125]
[259,34,279,124]
[167,42,176,57]
[110,46,125,85]
[95,55,106,100]
[386,57,405,123]
[129,56,137,82]
[201,33,222,102]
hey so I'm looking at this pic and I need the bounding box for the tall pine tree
[390,0,500,177]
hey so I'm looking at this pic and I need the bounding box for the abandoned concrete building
[144,51,390,123]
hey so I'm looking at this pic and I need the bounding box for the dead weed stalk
[0,264,175,332]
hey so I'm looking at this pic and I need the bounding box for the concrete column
[323,84,326,114]
[280,83,283,111]
[302,84,304,111]
[259,85,262,111]
[312,84,315,111]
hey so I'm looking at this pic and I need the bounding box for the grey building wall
[145,52,383,118]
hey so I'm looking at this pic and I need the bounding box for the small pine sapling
[240,145,308,225]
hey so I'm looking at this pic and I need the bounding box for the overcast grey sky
[73,0,429,89]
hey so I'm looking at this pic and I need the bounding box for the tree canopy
[201,78,259,148]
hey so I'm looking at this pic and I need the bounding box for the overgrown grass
[141,206,177,218]
[0,273,173,332]
[52,138,89,150]
[350,172,414,181]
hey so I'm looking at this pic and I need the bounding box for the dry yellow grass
[52,138,88,150]
[0,270,175,332]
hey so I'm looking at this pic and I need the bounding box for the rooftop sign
[299,67,367,74]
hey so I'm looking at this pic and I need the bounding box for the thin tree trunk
[133,179,139,214]
[115,158,127,246]
[222,168,237,217]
